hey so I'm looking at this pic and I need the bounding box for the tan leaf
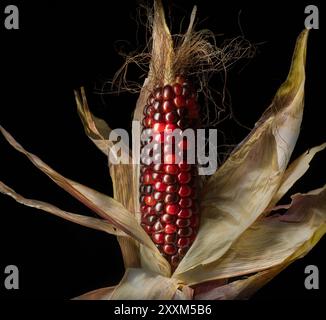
[267,142,326,209]
[177,185,325,285]
[73,286,116,300]
[110,268,179,300]
[0,181,126,236]
[174,30,309,275]
[0,126,150,247]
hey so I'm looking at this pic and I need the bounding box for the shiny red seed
[153,123,166,133]
[155,202,164,212]
[153,221,164,232]
[163,244,177,255]
[174,96,186,108]
[176,218,190,228]
[178,227,193,237]
[153,101,161,111]
[165,224,177,234]
[154,181,167,192]
[179,197,192,208]
[154,87,163,101]
[164,193,179,204]
[142,224,152,234]
[178,172,191,184]
[153,191,164,201]
[164,234,176,244]
[173,83,183,96]
[178,246,189,256]
[161,214,176,224]
[144,195,156,206]
[152,233,164,244]
[178,208,192,218]
[171,254,180,266]
[162,100,174,113]
[163,85,174,100]
[153,112,164,121]
[166,184,179,193]
[165,112,177,123]
[143,215,157,226]
[178,185,192,197]
[177,238,190,248]
[143,173,154,184]
[153,163,164,172]
[163,174,177,185]
[165,204,180,215]
[164,164,179,175]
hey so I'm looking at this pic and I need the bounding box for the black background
[0,0,325,300]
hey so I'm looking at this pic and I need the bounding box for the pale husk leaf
[0,181,126,236]
[174,30,309,275]
[267,142,326,209]
[109,268,179,300]
[73,286,116,300]
[177,185,326,285]
[0,126,154,249]
[76,87,139,268]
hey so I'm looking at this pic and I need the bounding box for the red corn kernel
[165,224,177,234]
[153,122,166,133]
[163,85,174,100]
[154,181,167,192]
[178,185,192,197]
[152,233,164,244]
[163,244,177,255]
[164,234,176,244]
[141,224,152,234]
[171,254,180,266]
[177,208,192,218]
[178,172,191,184]
[166,184,179,193]
[178,227,193,237]
[173,83,183,96]
[177,237,190,248]
[144,195,156,206]
[165,204,180,215]
[164,164,179,175]
[176,218,190,228]
[162,100,174,113]
[174,96,186,108]
[179,197,192,208]
[161,214,176,224]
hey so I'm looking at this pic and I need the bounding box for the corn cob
[139,75,200,269]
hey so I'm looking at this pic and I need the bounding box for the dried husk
[0,181,126,236]
[177,185,326,285]
[76,87,139,268]
[173,29,309,276]
[74,286,116,300]
[109,268,180,300]
[267,142,326,210]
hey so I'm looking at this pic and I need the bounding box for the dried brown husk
[173,29,309,276]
